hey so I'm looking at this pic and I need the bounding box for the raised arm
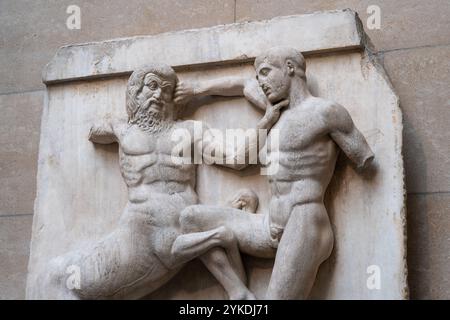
[88,116,118,144]
[195,98,290,171]
[326,103,374,170]
[175,77,269,111]
[180,76,289,170]
[199,122,262,171]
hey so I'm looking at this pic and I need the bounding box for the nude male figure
[174,47,375,299]
[39,63,280,299]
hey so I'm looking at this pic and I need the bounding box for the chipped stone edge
[356,10,408,297]
[42,9,364,84]
[356,10,408,298]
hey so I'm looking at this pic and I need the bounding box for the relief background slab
[27,10,407,299]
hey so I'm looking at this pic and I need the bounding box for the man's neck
[288,78,311,107]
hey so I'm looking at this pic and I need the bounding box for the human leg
[265,203,333,299]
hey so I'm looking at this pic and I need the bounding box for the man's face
[137,73,174,114]
[256,61,291,103]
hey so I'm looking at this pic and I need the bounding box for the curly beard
[132,101,172,133]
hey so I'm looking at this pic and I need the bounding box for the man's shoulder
[305,97,352,132]
[310,98,346,119]
[308,97,340,114]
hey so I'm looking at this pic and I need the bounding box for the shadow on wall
[402,103,430,299]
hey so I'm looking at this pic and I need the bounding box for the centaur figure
[36,63,284,299]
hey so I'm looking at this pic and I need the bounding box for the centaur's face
[137,73,175,116]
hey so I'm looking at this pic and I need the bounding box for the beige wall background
[0,0,449,299]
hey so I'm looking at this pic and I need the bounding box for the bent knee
[179,205,218,233]
[306,226,334,263]
[216,226,237,248]
[179,205,203,232]
[320,228,334,261]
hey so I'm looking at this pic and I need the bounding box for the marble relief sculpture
[41,46,374,300]
[176,47,375,299]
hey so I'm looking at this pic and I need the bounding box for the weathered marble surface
[42,10,364,84]
[27,10,407,299]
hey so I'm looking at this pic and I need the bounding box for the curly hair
[126,63,178,123]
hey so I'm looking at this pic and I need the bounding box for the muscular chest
[117,125,194,184]
[269,109,328,152]
[118,126,179,172]
[119,126,173,156]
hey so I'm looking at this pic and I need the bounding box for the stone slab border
[43,9,366,84]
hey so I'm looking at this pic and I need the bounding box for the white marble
[27,10,407,299]
[43,10,364,84]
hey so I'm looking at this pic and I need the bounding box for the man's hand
[265,99,290,121]
[174,80,198,105]
[259,99,290,130]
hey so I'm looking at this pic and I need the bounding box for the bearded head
[126,63,178,132]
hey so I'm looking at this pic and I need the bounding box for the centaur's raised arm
[174,77,269,111]
[180,76,289,170]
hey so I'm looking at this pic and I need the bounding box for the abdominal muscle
[122,183,198,228]
[267,148,338,241]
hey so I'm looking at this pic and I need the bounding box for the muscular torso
[263,97,339,232]
[115,121,198,228]
[70,120,200,298]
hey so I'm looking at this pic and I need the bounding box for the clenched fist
[174,81,198,105]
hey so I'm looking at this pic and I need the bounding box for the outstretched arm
[326,104,374,170]
[196,98,290,171]
[199,123,252,171]
[175,76,288,129]
[88,116,118,144]
[182,76,289,170]
[175,77,269,111]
